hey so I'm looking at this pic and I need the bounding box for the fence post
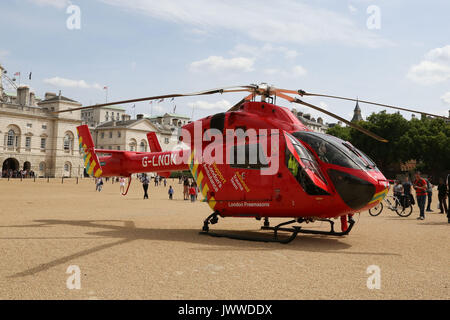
[62,177,64,184]
[47,176,49,183]
[77,177,79,184]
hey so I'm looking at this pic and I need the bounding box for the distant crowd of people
[94,174,200,203]
[2,169,35,178]
[392,172,449,223]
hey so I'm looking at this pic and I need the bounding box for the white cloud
[348,5,357,14]
[100,0,392,48]
[28,0,69,8]
[44,77,103,90]
[189,56,254,73]
[262,65,307,78]
[407,60,450,85]
[408,45,450,85]
[441,92,450,105]
[425,45,450,62]
[187,99,232,111]
[292,65,307,77]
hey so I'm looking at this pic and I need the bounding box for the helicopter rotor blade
[297,91,449,120]
[276,91,389,143]
[53,85,253,114]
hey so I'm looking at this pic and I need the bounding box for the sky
[1,0,450,122]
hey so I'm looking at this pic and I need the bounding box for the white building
[0,64,84,177]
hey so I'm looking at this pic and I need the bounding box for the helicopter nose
[367,179,390,207]
[328,169,376,210]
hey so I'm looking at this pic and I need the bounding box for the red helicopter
[59,84,448,243]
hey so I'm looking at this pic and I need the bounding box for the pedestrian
[413,171,427,220]
[142,174,150,199]
[403,176,415,206]
[189,183,197,202]
[437,177,448,214]
[164,178,167,187]
[183,178,189,200]
[168,185,174,200]
[425,177,433,212]
[119,177,126,194]
[154,175,159,186]
[96,177,104,192]
[393,180,404,207]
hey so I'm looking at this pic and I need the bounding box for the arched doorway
[23,161,31,171]
[2,158,19,177]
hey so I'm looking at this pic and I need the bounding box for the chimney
[136,114,144,120]
[17,86,30,106]
[30,92,36,106]
[45,92,57,100]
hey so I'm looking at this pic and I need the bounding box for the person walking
[142,174,150,199]
[183,178,190,200]
[413,171,427,220]
[425,177,433,212]
[189,183,197,202]
[437,178,448,216]
[96,177,104,192]
[119,177,126,194]
[168,185,174,200]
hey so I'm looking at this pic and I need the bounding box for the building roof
[96,119,139,128]
[164,113,190,118]
[40,95,79,103]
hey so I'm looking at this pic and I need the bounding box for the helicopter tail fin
[77,125,103,178]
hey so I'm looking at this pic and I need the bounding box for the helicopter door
[284,132,331,195]
[203,138,274,202]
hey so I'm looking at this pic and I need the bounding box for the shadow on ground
[2,219,400,278]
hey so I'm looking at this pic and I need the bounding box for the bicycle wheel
[369,202,383,216]
[396,204,413,217]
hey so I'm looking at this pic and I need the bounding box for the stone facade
[92,114,181,153]
[0,86,84,178]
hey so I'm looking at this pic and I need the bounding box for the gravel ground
[0,178,448,300]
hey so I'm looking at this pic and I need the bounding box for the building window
[25,137,31,149]
[109,132,113,138]
[39,162,46,172]
[40,138,46,150]
[7,130,15,147]
[116,113,120,121]
[140,142,146,152]
[101,132,105,139]
[108,146,112,150]
[117,146,121,150]
[27,123,32,128]
[105,112,109,121]
[164,137,170,144]
[42,124,47,129]
[64,163,70,172]
[112,112,114,119]
[64,134,72,152]
[117,131,121,138]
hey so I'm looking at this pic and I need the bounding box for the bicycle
[369,194,413,217]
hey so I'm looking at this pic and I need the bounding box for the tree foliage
[326,112,450,173]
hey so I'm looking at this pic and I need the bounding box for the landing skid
[199,212,355,244]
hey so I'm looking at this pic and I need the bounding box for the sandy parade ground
[0,177,448,300]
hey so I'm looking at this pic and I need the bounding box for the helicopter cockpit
[292,131,379,171]
[291,131,379,210]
